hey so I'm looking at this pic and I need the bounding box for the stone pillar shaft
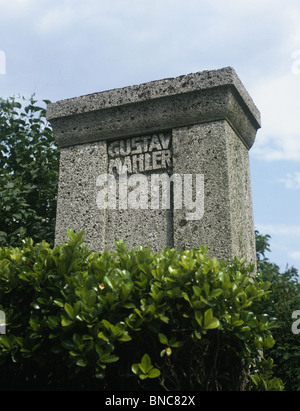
[47,67,261,264]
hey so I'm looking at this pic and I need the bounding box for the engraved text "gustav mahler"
[108,133,171,174]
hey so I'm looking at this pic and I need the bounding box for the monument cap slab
[47,67,260,150]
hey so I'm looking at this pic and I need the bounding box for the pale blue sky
[1,0,299,270]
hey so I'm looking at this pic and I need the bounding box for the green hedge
[0,230,284,390]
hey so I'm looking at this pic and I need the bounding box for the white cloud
[0,0,39,16]
[289,251,300,260]
[279,171,300,189]
[286,6,300,50]
[256,224,300,267]
[0,0,36,7]
[251,71,300,161]
[247,3,300,161]
[256,224,300,237]
[0,50,6,75]
[37,5,76,32]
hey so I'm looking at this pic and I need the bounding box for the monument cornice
[47,67,261,150]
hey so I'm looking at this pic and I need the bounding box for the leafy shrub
[255,231,300,391]
[0,231,284,390]
[0,96,59,247]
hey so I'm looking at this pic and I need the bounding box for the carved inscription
[107,132,172,174]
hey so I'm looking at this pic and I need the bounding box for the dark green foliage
[0,96,59,246]
[255,231,300,391]
[0,231,283,391]
[0,94,296,391]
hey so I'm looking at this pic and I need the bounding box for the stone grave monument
[47,67,261,265]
